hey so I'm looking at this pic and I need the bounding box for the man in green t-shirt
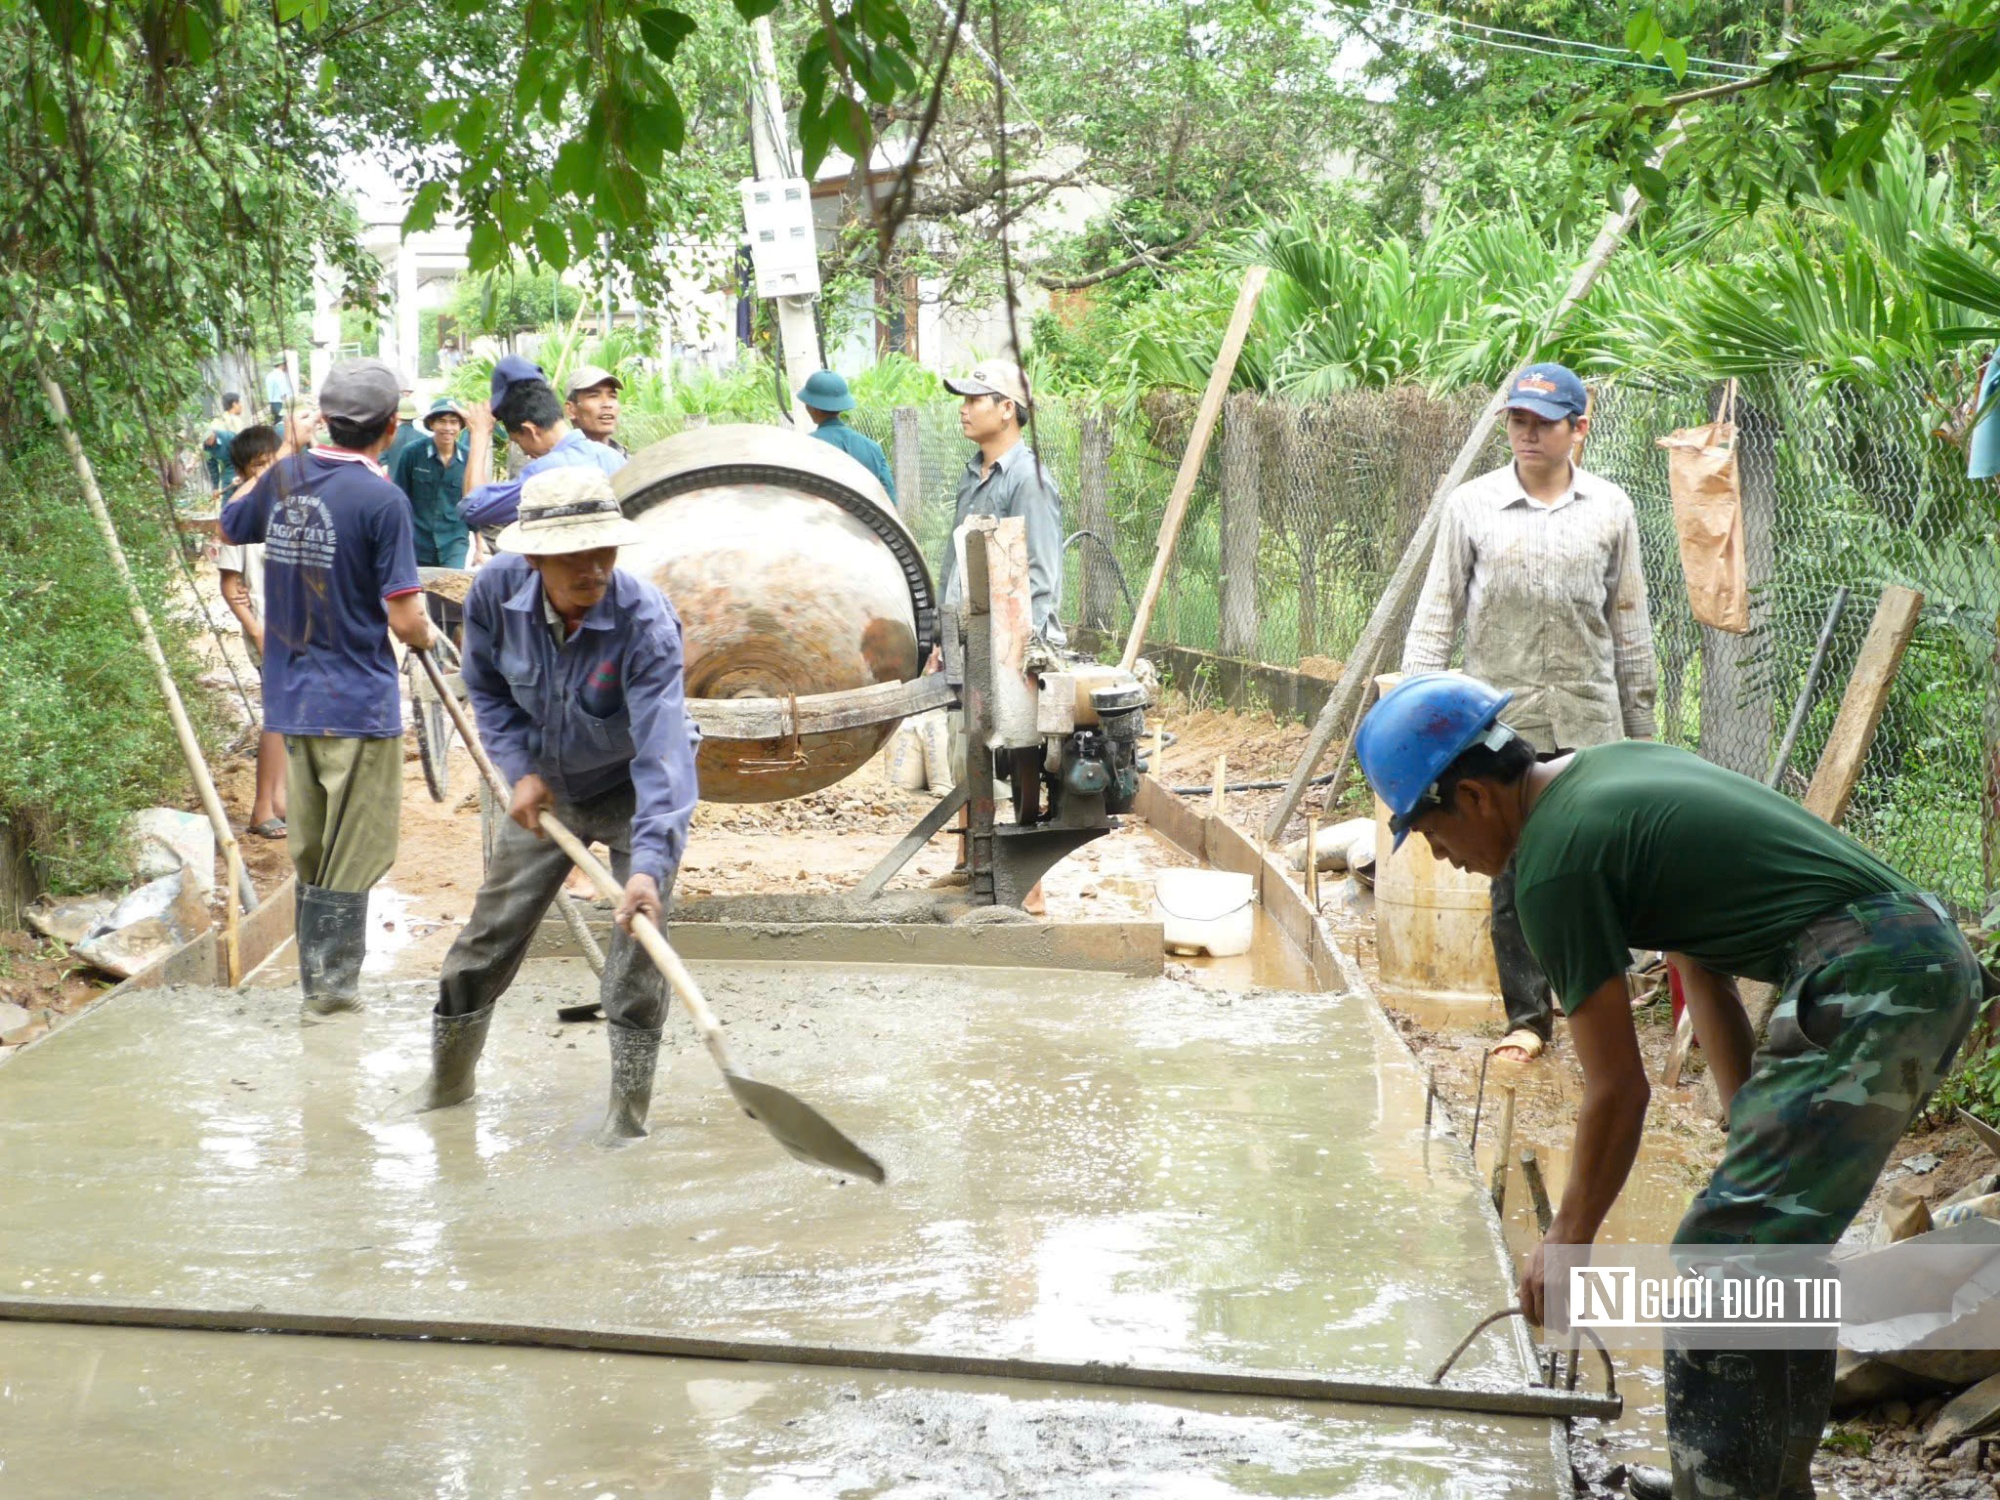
[1356,671,1981,1500]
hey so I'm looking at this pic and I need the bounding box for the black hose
[1063,529,1136,622]
[1164,770,1343,796]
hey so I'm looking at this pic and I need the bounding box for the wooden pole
[1802,585,1924,826]
[1304,809,1320,907]
[1262,136,1677,842]
[39,373,255,915]
[1209,755,1228,821]
[1120,266,1269,673]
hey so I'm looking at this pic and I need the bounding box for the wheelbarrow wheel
[409,635,460,803]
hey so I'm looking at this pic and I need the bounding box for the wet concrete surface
[0,955,1566,1493]
[2,1320,1557,1497]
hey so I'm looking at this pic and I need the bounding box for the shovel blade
[723,1071,886,1184]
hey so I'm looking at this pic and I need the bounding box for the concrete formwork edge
[527,915,1165,976]
[1133,777,1346,994]
[0,874,297,1070]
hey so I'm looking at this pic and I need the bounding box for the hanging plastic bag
[1656,379,1749,634]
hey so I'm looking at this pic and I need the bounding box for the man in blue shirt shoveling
[399,467,699,1145]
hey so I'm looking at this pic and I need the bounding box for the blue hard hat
[1355,673,1517,851]
[797,369,855,412]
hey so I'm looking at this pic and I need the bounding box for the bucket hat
[421,397,466,429]
[495,469,643,556]
[797,369,855,412]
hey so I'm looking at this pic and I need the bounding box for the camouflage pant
[1668,890,1981,1500]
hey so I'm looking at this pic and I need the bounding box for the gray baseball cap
[318,358,401,426]
[565,363,622,396]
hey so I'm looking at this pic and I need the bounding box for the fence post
[1074,407,1119,637]
[1698,390,1777,777]
[892,405,923,530]
[1219,391,1262,659]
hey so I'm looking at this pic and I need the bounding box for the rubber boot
[597,1021,662,1145]
[398,1001,494,1114]
[297,884,370,1018]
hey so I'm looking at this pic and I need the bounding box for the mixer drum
[614,424,937,803]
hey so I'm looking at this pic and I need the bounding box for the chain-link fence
[845,372,1998,915]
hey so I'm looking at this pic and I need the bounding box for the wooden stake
[1262,133,1679,843]
[223,843,243,986]
[1489,1086,1516,1215]
[1664,1007,1697,1088]
[39,373,255,914]
[1121,266,1269,674]
[1304,809,1320,907]
[1520,1148,1554,1233]
[1802,585,1924,827]
[1209,755,1228,821]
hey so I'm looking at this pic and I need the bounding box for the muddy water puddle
[0,948,1566,1494]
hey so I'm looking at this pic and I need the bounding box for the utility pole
[747,15,823,429]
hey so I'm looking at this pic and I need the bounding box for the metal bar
[1470,1049,1491,1153]
[1766,585,1850,788]
[0,1296,1621,1421]
[856,786,970,899]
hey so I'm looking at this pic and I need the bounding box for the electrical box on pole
[739,179,821,300]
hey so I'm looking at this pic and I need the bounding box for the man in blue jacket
[459,355,624,531]
[403,467,698,1144]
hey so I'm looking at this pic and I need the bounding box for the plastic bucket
[1153,869,1256,958]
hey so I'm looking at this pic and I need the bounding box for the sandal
[1488,1027,1546,1062]
[248,818,287,839]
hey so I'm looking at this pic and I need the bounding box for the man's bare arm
[1667,954,1754,1113]
[386,592,437,651]
[1520,973,1650,1323]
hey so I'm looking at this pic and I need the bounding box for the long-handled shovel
[414,648,885,1185]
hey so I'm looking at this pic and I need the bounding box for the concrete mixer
[613,424,942,803]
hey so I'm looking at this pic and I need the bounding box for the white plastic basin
[1153,869,1256,958]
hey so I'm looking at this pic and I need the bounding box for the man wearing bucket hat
[391,397,473,568]
[402,467,699,1145]
[459,355,626,531]
[1400,360,1658,1065]
[1354,670,1981,1500]
[797,369,894,503]
[565,363,626,454]
[221,357,437,1017]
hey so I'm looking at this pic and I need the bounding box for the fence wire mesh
[849,371,1998,914]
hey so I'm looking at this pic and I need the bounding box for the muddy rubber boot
[398,1001,494,1114]
[596,1022,663,1145]
[297,885,369,1018]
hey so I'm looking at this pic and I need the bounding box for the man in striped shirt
[1401,362,1658,1062]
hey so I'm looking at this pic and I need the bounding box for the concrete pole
[395,246,420,387]
[309,259,342,396]
[749,15,822,428]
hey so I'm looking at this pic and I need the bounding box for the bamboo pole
[1261,134,1679,842]
[1120,266,1269,673]
[40,373,256,914]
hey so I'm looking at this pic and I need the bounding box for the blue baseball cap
[1503,362,1588,422]
[490,353,548,407]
